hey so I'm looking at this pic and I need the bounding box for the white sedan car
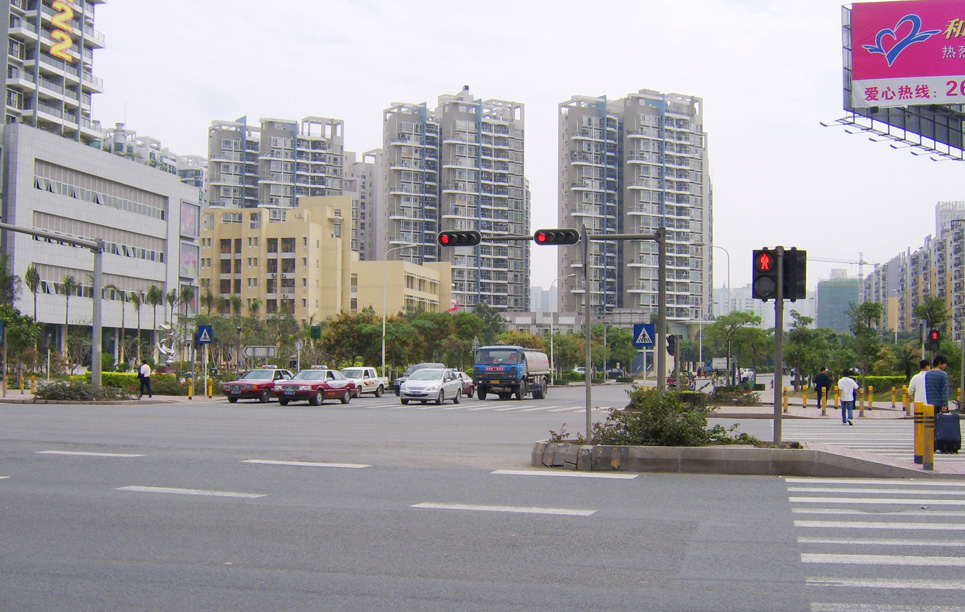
[399,368,463,405]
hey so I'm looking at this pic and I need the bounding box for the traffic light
[438,231,481,247]
[752,248,779,301]
[666,334,676,356]
[783,248,807,302]
[928,328,941,352]
[533,228,580,245]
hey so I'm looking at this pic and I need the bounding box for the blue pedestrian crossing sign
[632,324,655,347]
[197,325,213,345]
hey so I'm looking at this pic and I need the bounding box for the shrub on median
[35,381,133,401]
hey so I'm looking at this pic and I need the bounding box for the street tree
[59,275,78,364]
[24,264,40,321]
[145,284,164,362]
[129,291,143,361]
[847,301,884,384]
[0,253,20,305]
[706,311,762,383]
[472,302,505,345]
[913,296,949,331]
[785,311,820,388]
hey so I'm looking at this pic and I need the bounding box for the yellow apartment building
[200,196,451,323]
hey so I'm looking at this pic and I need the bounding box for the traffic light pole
[774,247,785,444]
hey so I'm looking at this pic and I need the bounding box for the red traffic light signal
[533,228,580,245]
[752,248,779,301]
[438,231,481,247]
[928,328,941,352]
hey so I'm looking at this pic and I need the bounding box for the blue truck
[473,345,551,400]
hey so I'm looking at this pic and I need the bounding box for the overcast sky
[92,0,964,292]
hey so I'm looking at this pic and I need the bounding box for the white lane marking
[494,405,528,412]
[549,407,579,412]
[116,486,266,499]
[37,450,144,458]
[242,459,370,469]
[467,405,495,411]
[790,487,965,496]
[799,537,965,547]
[790,497,965,506]
[411,502,595,516]
[796,520,965,530]
[786,478,965,487]
[492,469,637,480]
[522,405,554,412]
[803,553,965,567]
[0,476,9,480]
[808,577,965,590]
[812,604,965,611]
[794,508,965,517]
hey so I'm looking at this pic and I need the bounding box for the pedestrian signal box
[752,248,779,301]
[928,329,941,352]
[438,231,481,246]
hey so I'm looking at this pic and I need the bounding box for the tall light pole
[711,245,731,317]
[382,244,418,377]
[549,274,575,385]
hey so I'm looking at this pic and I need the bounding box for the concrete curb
[531,441,965,479]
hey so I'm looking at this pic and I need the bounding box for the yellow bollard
[858,388,865,417]
[914,402,924,465]
[923,404,935,471]
[30,375,35,393]
[207,377,213,398]
[869,386,874,411]
[188,379,194,400]
[783,387,789,413]
[891,387,896,409]
[903,392,909,414]
[19,375,24,394]
[802,389,808,408]
[834,387,840,409]
[820,388,827,416]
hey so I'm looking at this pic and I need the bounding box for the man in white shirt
[138,360,153,399]
[907,359,930,406]
[837,369,859,425]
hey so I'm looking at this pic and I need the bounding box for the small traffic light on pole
[928,328,941,352]
[533,229,580,245]
[666,334,676,356]
[783,248,807,302]
[752,248,779,301]
[438,231,481,246]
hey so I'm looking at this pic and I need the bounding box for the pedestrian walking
[925,354,949,413]
[813,367,832,409]
[907,359,930,405]
[837,368,858,425]
[138,360,153,399]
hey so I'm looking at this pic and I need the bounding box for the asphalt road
[2,389,962,611]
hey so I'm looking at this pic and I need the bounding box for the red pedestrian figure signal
[758,253,771,271]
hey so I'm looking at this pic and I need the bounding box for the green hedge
[861,376,907,391]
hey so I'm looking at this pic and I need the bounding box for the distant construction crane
[810,253,879,300]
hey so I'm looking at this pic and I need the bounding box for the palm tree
[60,275,79,363]
[165,289,178,325]
[248,298,261,320]
[230,295,242,317]
[104,284,127,366]
[129,291,143,361]
[200,288,215,315]
[145,285,164,362]
[24,264,40,321]
[179,285,195,319]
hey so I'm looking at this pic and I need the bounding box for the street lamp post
[549,274,575,386]
[382,244,418,377]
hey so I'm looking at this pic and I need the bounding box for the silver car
[399,368,462,405]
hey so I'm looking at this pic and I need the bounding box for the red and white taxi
[222,368,293,403]
[272,367,357,406]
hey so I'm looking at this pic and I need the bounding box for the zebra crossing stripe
[803,553,965,567]
[790,497,965,506]
[795,520,965,530]
[794,508,965,518]
[790,487,965,496]
[812,603,965,611]
[786,478,965,487]
[808,576,965,590]
[799,537,965,547]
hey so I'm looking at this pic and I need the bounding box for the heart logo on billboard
[862,14,940,67]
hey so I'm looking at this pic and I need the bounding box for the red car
[222,368,293,403]
[272,368,357,406]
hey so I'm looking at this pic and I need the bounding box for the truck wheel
[533,385,544,400]
[375,385,383,397]
[514,387,523,400]
[477,389,487,400]
[540,381,548,399]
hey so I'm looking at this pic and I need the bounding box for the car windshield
[476,349,519,364]
[407,368,444,381]
[239,369,276,380]
[341,368,364,378]
[293,370,328,381]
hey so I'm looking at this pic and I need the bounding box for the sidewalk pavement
[715,398,913,420]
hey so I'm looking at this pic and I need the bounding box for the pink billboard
[851,0,965,108]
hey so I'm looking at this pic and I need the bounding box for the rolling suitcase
[935,412,961,454]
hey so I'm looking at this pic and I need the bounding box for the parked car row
[221,365,474,406]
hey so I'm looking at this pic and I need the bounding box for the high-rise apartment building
[382,87,530,312]
[3,0,105,142]
[558,90,711,322]
[207,116,344,209]
[343,150,380,260]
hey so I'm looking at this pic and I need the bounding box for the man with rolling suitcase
[926,355,960,453]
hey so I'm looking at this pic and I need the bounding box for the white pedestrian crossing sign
[197,325,213,345]
[633,324,655,347]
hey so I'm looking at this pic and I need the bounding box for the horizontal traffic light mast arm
[486,234,537,241]
[586,232,661,241]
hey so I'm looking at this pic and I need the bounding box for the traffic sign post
[197,326,213,393]
[632,324,655,347]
